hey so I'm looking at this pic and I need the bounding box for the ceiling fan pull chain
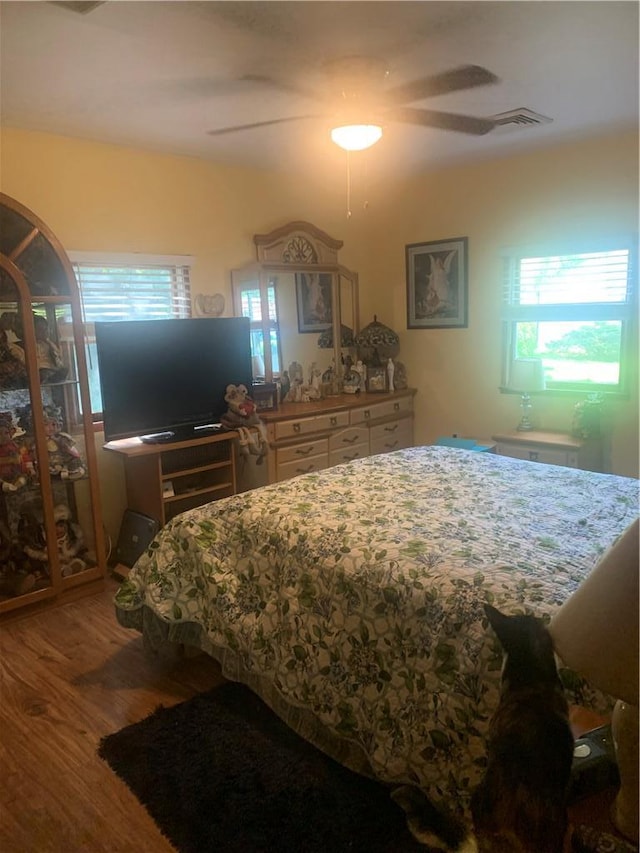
[346,151,352,219]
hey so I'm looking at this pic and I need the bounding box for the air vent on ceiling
[490,108,553,134]
[50,1,106,13]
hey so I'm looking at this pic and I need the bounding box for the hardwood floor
[0,578,225,852]
[0,579,629,853]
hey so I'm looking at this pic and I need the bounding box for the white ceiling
[1,1,638,179]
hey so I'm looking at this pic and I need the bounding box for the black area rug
[98,682,424,853]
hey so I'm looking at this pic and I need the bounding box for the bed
[114,446,638,813]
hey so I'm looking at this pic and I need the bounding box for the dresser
[262,390,415,483]
[492,430,603,472]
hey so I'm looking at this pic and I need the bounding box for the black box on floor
[114,509,159,569]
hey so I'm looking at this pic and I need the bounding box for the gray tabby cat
[393,603,574,852]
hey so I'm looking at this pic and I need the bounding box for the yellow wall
[1,126,637,544]
[367,131,639,478]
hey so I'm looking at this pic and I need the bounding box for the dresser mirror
[231,222,359,390]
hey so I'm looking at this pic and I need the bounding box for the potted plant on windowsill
[571,393,606,440]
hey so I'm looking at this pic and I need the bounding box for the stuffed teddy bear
[221,384,268,463]
[16,403,86,480]
[223,383,257,420]
[0,411,29,492]
[20,503,90,578]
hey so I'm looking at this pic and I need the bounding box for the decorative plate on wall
[195,293,225,317]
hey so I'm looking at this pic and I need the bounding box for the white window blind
[503,249,633,317]
[501,242,636,393]
[66,253,194,417]
[71,258,192,322]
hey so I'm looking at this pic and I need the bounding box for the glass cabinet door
[0,194,105,614]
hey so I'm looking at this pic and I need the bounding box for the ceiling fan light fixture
[330,124,382,151]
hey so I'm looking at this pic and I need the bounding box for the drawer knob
[293,423,301,433]
[330,416,338,426]
[384,424,398,433]
[529,451,539,462]
[296,464,315,474]
[394,402,400,411]
[343,435,358,445]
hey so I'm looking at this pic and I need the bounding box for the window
[235,281,282,377]
[64,253,192,418]
[502,242,636,394]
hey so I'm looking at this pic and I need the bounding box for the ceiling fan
[207,58,499,151]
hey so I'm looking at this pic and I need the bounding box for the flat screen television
[95,317,252,443]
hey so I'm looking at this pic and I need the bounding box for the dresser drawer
[350,394,413,425]
[276,438,329,464]
[276,453,329,482]
[329,442,370,467]
[328,426,369,451]
[274,410,349,440]
[496,443,577,467]
[370,420,413,455]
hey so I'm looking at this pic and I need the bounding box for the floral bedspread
[115,446,638,812]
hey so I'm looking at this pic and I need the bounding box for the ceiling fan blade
[387,107,496,135]
[240,74,324,103]
[384,65,499,106]
[208,115,323,137]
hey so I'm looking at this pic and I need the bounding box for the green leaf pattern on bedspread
[115,447,638,812]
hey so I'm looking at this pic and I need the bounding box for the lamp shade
[550,518,639,705]
[317,324,355,349]
[330,124,382,152]
[355,315,399,364]
[507,358,545,393]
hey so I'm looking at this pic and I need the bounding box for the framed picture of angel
[405,237,468,329]
[295,272,333,333]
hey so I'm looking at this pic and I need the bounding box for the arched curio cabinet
[0,193,106,619]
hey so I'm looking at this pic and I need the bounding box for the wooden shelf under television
[104,430,239,527]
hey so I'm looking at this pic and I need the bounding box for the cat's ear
[484,603,515,650]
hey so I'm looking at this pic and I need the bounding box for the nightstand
[492,430,603,472]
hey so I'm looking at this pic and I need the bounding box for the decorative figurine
[0,411,29,492]
[280,371,291,402]
[0,318,28,389]
[0,520,36,597]
[20,503,90,578]
[32,315,68,383]
[17,404,86,480]
[387,358,395,392]
[393,361,408,391]
[5,312,68,384]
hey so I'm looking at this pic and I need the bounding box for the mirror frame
[232,221,359,386]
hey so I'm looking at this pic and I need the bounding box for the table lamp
[550,518,639,842]
[507,358,545,431]
[355,315,399,366]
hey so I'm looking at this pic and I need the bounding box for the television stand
[104,430,239,526]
